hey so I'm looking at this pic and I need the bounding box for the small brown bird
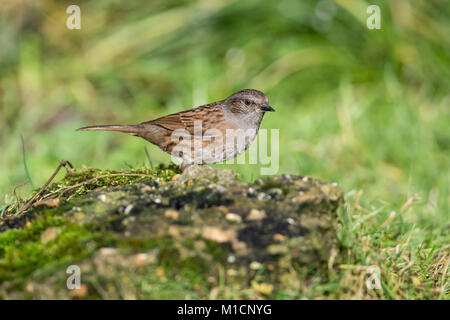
[77,89,275,170]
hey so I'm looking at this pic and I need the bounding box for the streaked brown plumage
[77,89,275,170]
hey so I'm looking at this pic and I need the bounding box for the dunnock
[77,89,275,170]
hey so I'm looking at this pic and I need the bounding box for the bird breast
[166,126,259,165]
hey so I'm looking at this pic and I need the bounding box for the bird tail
[76,125,142,135]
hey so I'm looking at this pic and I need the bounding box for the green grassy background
[0,0,448,298]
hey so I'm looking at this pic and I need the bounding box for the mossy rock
[0,165,343,299]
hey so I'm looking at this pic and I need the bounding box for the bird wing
[146,102,226,136]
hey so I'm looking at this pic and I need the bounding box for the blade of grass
[21,135,34,189]
[144,147,153,169]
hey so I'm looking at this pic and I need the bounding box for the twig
[14,160,74,217]
[13,182,29,208]
[4,162,154,219]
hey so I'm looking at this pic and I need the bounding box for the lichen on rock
[0,165,343,299]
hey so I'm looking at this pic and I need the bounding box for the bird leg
[181,163,192,172]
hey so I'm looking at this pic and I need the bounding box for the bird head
[225,89,275,115]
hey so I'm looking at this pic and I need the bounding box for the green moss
[0,210,115,281]
[0,165,182,287]
[203,239,228,262]
[45,164,180,200]
[177,256,210,279]
[181,238,196,251]
[131,265,208,299]
[157,247,180,270]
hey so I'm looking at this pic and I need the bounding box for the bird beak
[260,104,275,112]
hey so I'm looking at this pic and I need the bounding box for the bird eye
[244,99,250,106]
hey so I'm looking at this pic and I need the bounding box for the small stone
[273,233,287,241]
[156,267,165,278]
[267,244,288,255]
[136,253,148,266]
[226,213,242,223]
[227,255,236,263]
[286,217,295,225]
[165,209,179,220]
[168,225,180,237]
[247,209,266,221]
[227,269,238,277]
[41,227,60,243]
[98,194,107,202]
[209,287,220,299]
[26,283,34,293]
[124,204,134,215]
[202,227,235,243]
[99,247,117,256]
[251,281,273,296]
[135,253,155,266]
[293,194,315,203]
[250,261,262,270]
[257,192,267,200]
[69,284,88,299]
[215,185,227,193]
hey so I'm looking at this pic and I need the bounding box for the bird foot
[180,163,193,172]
